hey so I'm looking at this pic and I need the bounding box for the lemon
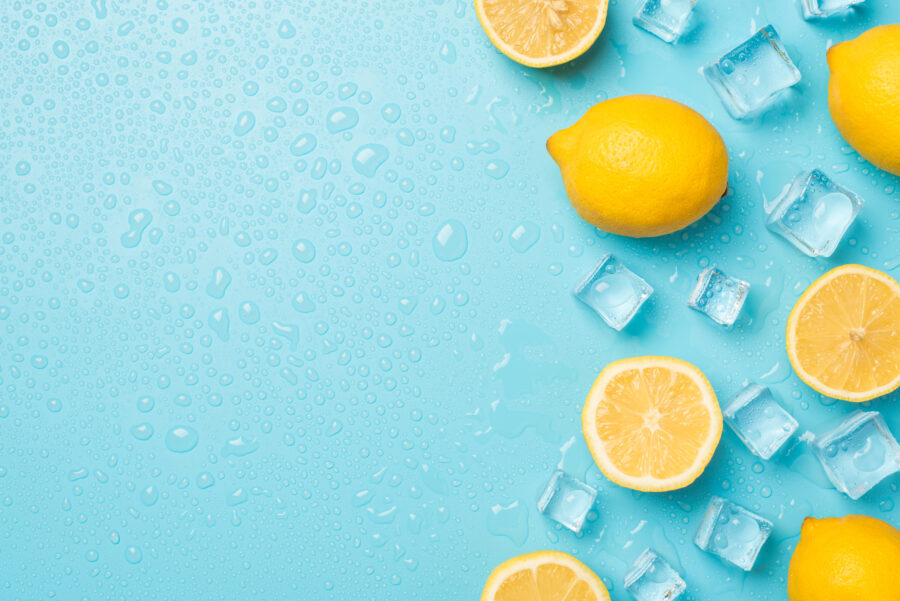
[474,0,609,69]
[547,95,729,238]
[786,264,900,402]
[481,550,611,601]
[788,515,900,601]
[827,25,900,176]
[582,356,722,492]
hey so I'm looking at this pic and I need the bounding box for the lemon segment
[788,515,900,601]
[481,551,611,601]
[547,95,728,238]
[582,356,722,492]
[786,264,900,402]
[827,25,900,176]
[474,0,609,68]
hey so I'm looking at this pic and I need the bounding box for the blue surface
[0,1,899,599]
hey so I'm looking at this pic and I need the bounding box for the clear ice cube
[810,411,900,500]
[801,0,865,18]
[766,169,864,258]
[687,267,749,327]
[624,548,687,601]
[574,254,653,331]
[703,25,801,118]
[694,496,773,571]
[633,0,697,44]
[724,384,799,460]
[537,470,597,534]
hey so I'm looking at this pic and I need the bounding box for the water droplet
[205,267,232,299]
[165,426,199,453]
[485,160,509,179]
[130,423,154,441]
[172,18,189,34]
[137,396,155,412]
[277,19,297,39]
[52,40,70,59]
[292,239,316,263]
[120,209,152,248]
[124,547,143,564]
[292,292,316,313]
[381,103,401,123]
[238,301,260,324]
[326,107,359,133]
[432,220,468,261]
[140,485,159,506]
[439,40,457,63]
[227,488,248,506]
[510,222,540,253]
[208,309,230,341]
[163,272,181,292]
[290,133,317,157]
[234,111,256,136]
[352,144,389,177]
[222,436,259,457]
[487,500,529,544]
[152,180,173,195]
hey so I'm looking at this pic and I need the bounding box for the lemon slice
[481,551,611,601]
[474,0,609,68]
[582,356,722,492]
[786,264,900,402]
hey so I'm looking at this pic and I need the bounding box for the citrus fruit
[547,95,728,238]
[827,25,900,176]
[480,550,611,601]
[786,264,900,402]
[474,0,609,68]
[582,356,722,492]
[788,515,900,601]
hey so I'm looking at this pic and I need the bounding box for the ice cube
[624,548,687,601]
[703,25,801,118]
[766,169,864,258]
[687,267,749,327]
[633,0,697,44]
[694,496,773,571]
[537,470,597,534]
[724,384,799,460]
[574,254,653,331]
[810,411,900,500]
[801,0,865,19]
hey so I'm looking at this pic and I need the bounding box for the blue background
[0,0,898,599]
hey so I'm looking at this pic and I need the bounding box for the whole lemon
[547,95,728,238]
[788,515,900,601]
[827,25,900,176]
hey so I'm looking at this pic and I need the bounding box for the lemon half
[582,356,722,492]
[786,264,900,402]
[481,550,611,601]
[475,0,609,68]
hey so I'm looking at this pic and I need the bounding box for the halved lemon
[582,356,722,492]
[480,550,611,601]
[474,0,609,68]
[786,264,900,402]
